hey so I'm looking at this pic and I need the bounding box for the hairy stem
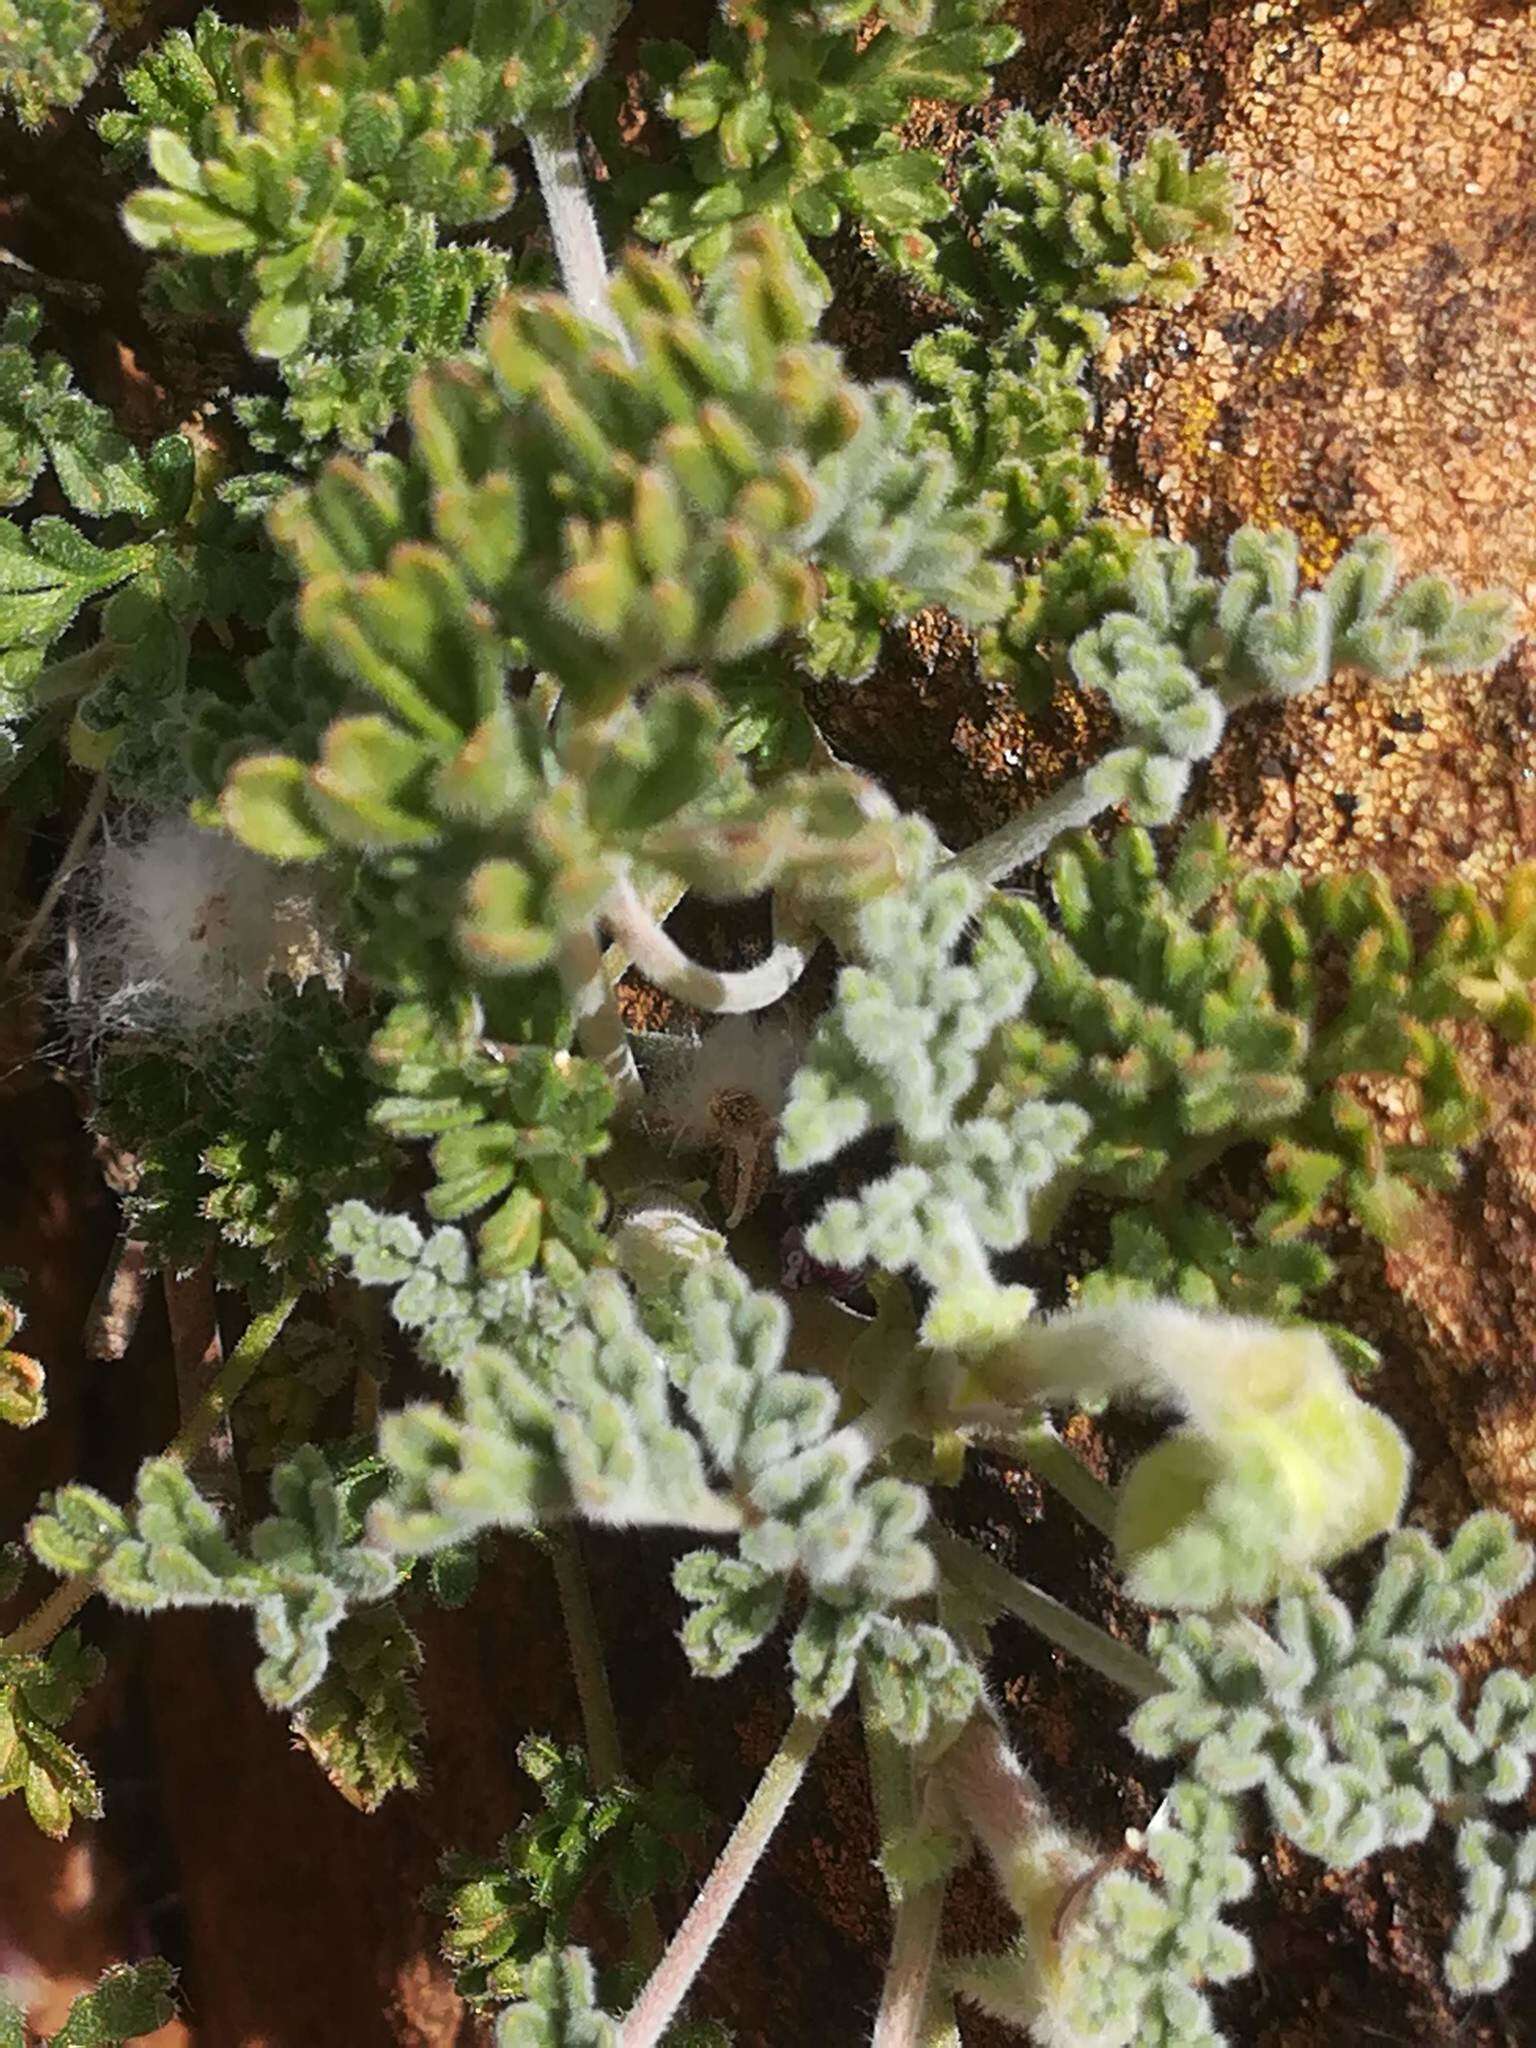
[862,1683,954,2048]
[547,1522,665,1969]
[603,874,814,1016]
[946,772,1104,886]
[168,1286,301,1464]
[3,769,108,979]
[999,1421,1118,1538]
[559,922,643,1111]
[934,1532,1163,1699]
[619,1711,825,2048]
[875,1881,950,2048]
[527,105,628,352]
[1,1287,301,1658]
[546,1523,625,1791]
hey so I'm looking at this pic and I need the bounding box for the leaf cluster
[28,1447,400,1708]
[1132,1513,1536,1995]
[0,0,103,131]
[0,1959,178,2048]
[433,1733,706,2009]
[94,983,397,1287]
[998,817,1536,1318]
[599,0,1017,302]
[780,830,1088,1353]
[0,1630,103,1839]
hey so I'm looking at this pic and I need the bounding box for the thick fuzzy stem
[862,1692,954,2048]
[619,1711,825,2048]
[946,772,1104,886]
[602,875,814,1016]
[1,1287,301,1658]
[528,106,630,353]
[934,1532,1163,1699]
[559,923,643,1110]
[874,1882,950,2048]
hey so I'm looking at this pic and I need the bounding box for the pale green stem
[546,1522,664,1968]
[945,772,1104,886]
[861,1679,953,2048]
[618,1711,826,2048]
[546,1523,625,1791]
[934,1712,1063,1889]
[527,105,629,353]
[875,1882,950,2048]
[1,1288,301,1659]
[602,874,814,1016]
[1000,1420,1118,1538]
[602,875,688,989]
[163,1253,235,1502]
[3,769,108,980]
[933,1531,1163,1700]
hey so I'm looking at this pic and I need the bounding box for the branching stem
[603,875,814,1016]
[618,1711,825,2047]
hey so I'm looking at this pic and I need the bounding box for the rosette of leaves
[94,984,396,1287]
[0,1959,179,2048]
[0,0,103,129]
[109,0,629,447]
[928,112,1235,346]
[367,996,614,1282]
[996,818,1536,1315]
[1129,1512,1536,1998]
[28,1445,400,1709]
[0,1629,104,1839]
[778,828,1089,1352]
[219,227,998,1010]
[599,0,1017,302]
[433,1734,706,2009]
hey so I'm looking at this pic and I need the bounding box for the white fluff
[647,1014,802,1145]
[74,817,340,1040]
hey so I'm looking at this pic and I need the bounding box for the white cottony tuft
[77,816,341,1039]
